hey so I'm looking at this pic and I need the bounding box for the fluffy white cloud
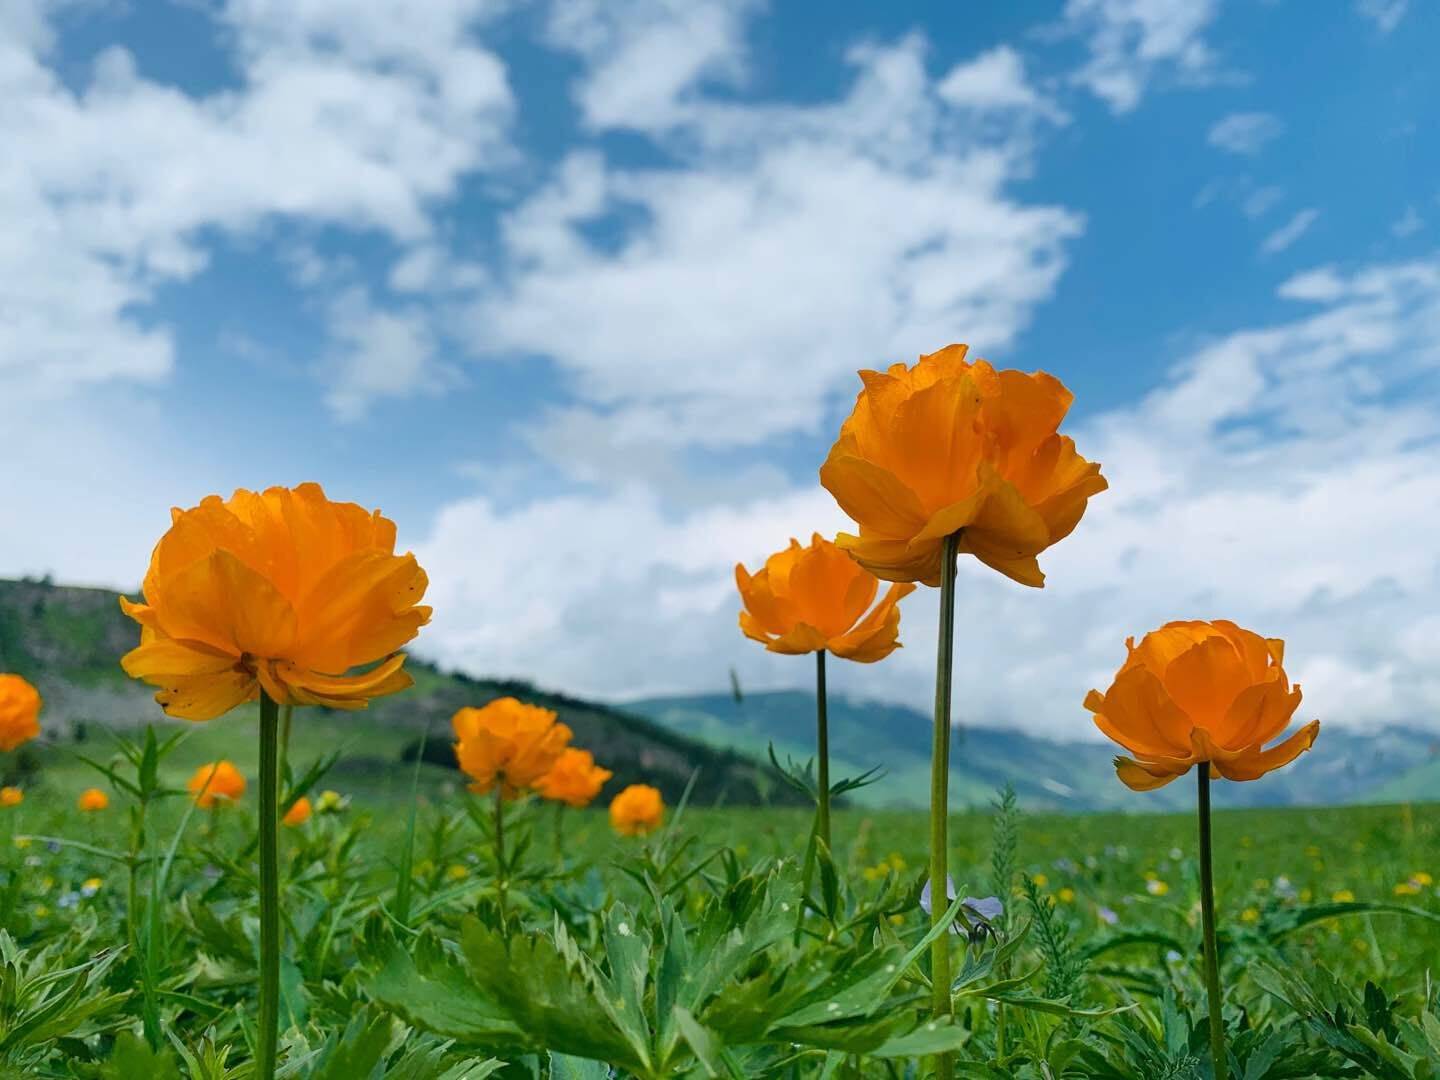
[1064,0,1221,113]
[0,0,511,402]
[1207,111,1283,155]
[472,36,1082,461]
[937,45,1065,121]
[416,255,1440,737]
[1261,208,1320,255]
[545,0,761,132]
[322,288,452,421]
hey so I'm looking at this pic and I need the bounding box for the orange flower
[0,786,22,808]
[609,783,664,836]
[118,483,431,721]
[1085,620,1320,792]
[820,345,1107,587]
[77,787,109,812]
[453,697,573,799]
[282,796,312,827]
[0,673,42,752]
[536,748,614,808]
[187,761,247,808]
[735,534,916,661]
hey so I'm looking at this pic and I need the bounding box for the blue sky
[3,0,1438,737]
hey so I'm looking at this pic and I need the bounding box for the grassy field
[2,723,1439,1078]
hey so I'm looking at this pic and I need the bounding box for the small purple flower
[46,840,61,854]
[1097,905,1118,925]
[920,877,1004,942]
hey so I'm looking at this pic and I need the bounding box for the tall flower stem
[929,532,960,1080]
[493,786,508,932]
[256,692,281,1080]
[815,648,830,850]
[1197,763,1228,1080]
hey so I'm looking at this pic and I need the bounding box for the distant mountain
[624,689,1440,811]
[0,577,804,807]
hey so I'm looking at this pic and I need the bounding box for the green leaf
[99,1030,182,1080]
[308,1009,393,1080]
[546,1053,613,1079]
[673,1007,730,1079]
[864,1015,973,1058]
[458,917,650,1071]
[773,944,909,1028]
[364,927,529,1050]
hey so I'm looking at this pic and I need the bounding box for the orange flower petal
[1114,756,1188,791]
[1207,720,1320,782]
[154,670,257,722]
[818,454,928,539]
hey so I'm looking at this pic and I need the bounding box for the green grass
[2,729,1439,1077]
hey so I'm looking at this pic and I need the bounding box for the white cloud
[0,0,512,405]
[1207,111,1283,155]
[937,45,1065,121]
[322,289,451,421]
[544,0,761,133]
[472,36,1082,461]
[1356,0,1409,32]
[415,255,1440,738]
[1391,205,1424,238]
[1064,0,1221,113]
[1261,208,1320,255]
[1242,184,1284,219]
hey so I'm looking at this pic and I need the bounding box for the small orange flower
[119,483,430,721]
[536,748,614,808]
[282,796,312,827]
[820,345,1106,587]
[453,697,573,799]
[609,783,664,836]
[0,673,42,752]
[77,788,109,812]
[0,786,22,808]
[1086,620,1320,792]
[735,534,916,660]
[187,761,247,808]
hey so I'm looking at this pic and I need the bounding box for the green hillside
[624,689,1440,811]
[0,577,804,807]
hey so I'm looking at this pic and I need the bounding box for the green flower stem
[493,785,509,933]
[815,648,830,851]
[278,704,293,787]
[554,800,565,867]
[1198,762,1228,1080]
[256,692,281,1080]
[930,532,960,1080]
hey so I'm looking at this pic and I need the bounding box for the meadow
[3,352,1434,1079]
[2,720,1438,1078]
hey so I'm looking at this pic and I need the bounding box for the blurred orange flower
[77,788,109,812]
[453,697,573,799]
[820,345,1106,588]
[1086,620,1320,792]
[282,796,312,827]
[118,483,430,721]
[536,747,613,808]
[187,761,247,808]
[0,673,42,752]
[0,786,22,808]
[735,534,916,661]
[609,783,664,836]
